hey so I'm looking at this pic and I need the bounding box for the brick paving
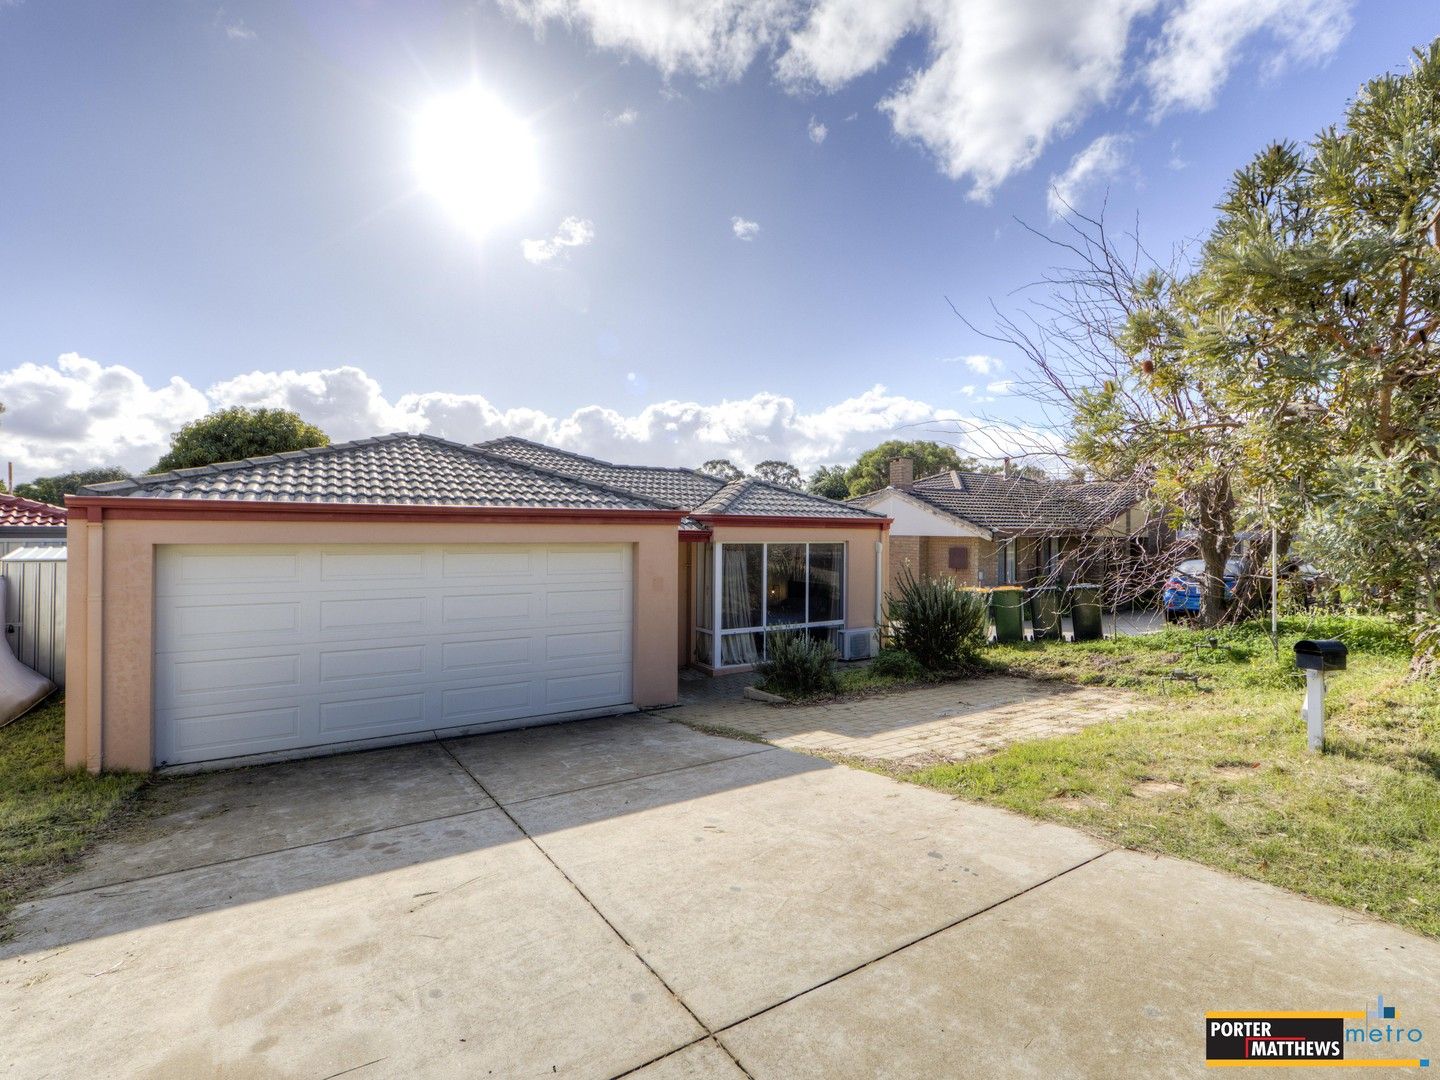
[667,674,1138,768]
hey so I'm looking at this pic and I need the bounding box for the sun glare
[413,86,537,236]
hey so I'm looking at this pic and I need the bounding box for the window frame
[694,541,847,669]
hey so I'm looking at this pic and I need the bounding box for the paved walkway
[673,675,1139,767]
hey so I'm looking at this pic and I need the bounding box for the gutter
[690,513,890,530]
[64,497,688,526]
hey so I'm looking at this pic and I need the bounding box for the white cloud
[942,353,1002,375]
[224,19,256,41]
[605,106,640,125]
[1146,0,1352,116]
[499,0,1352,198]
[521,216,596,264]
[0,355,1051,479]
[0,354,210,476]
[985,378,1015,394]
[1047,132,1129,218]
[1167,138,1187,170]
[873,0,1150,200]
[731,215,760,241]
[807,116,828,144]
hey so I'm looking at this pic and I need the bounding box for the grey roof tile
[692,477,885,518]
[852,470,1140,534]
[79,433,676,511]
[478,436,725,509]
[480,436,878,519]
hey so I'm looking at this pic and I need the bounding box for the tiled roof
[482,436,880,519]
[0,494,66,529]
[79,434,676,511]
[692,477,885,518]
[853,470,1140,534]
[478,437,725,510]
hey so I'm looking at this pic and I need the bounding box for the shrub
[868,648,927,682]
[758,632,839,698]
[885,570,989,671]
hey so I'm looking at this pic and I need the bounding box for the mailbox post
[1293,639,1347,752]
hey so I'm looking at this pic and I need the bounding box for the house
[63,433,888,773]
[0,492,67,555]
[849,457,1154,600]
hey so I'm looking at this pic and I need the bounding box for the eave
[64,496,688,526]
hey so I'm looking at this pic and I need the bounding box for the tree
[807,465,850,500]
[698,458,743,482]
[16,467,131,505]
[980,212,1259,627]
[844,440,979,497]
[1197,40,1440,667]
[752,460,801,488]
[152,407,329,473]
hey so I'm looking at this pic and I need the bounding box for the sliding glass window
[695,542,846,668]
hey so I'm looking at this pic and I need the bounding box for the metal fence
[2,546,66,685]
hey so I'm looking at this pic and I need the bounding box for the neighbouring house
[64,433,888,773]
[0,492,67,554]
[849,457,1158,601]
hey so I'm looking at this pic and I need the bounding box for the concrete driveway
[3,715,1438,1078]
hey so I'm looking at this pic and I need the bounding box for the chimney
[1003,457,1013,477]
[889,457,914,491]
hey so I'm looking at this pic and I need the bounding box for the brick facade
[886,535,922,600]
[884,536,996,599]
[922,537,989,587]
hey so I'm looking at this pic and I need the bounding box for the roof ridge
[737,475,885,517]
[0,491,64,510]
[79,432,677,511]
[80,432,422,495]
[463,442,679,511]
[695,475,884,518]
[480,435,721,482]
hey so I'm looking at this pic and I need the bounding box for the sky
[0,0,1434,483]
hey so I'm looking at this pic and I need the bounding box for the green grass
[902,616,1440,937]
[0,698,147,938]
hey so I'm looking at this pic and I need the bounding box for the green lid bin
[1029,587,1062,641]
[1069,583,1103,641]
[991,586,1025,644]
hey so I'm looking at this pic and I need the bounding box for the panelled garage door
[153,543,634,767]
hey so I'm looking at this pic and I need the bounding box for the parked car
[1162,558,1241,619]
[1162,557,1327,618]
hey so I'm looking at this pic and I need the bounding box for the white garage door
[153,543,634,767]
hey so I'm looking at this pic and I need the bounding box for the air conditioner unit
[839,628,878,661]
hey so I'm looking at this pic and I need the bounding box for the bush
[758,632,839,698]
[868,648,927,681]
[885,570,988,671]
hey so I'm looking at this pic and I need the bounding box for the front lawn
[906,616,1440,937]
[0,698,147,939]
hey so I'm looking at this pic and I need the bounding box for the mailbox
[1294,639,1347,672]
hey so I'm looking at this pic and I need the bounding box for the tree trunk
[1229,529,1292,622]
[1193,477,1237,629]
[1197,532,1230,628]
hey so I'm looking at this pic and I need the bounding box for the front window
[999,539,1018,584]
[695,542,846,668]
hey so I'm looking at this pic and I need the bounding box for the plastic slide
[0,641,54,727]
